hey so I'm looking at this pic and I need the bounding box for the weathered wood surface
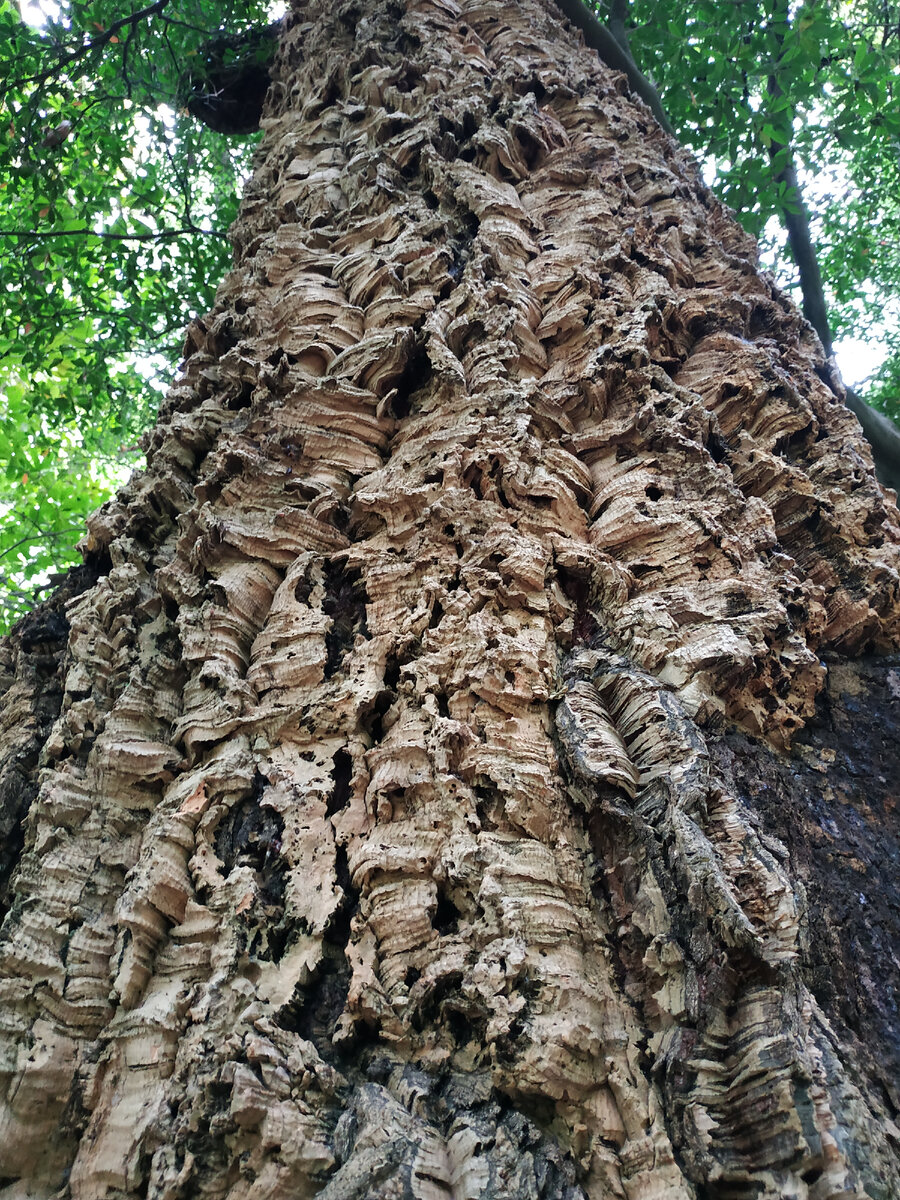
[0,0,899,1195]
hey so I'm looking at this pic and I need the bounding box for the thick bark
[0,0,899,1197]
[550,0,674,137]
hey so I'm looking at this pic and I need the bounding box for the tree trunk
[1,0,899,1196]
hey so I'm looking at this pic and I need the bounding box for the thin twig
[0,528,84,561]
[0,226,228,241]
[3,0,171,95]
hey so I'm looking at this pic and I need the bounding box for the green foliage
[0,0,268,628]
[0,373,117,629]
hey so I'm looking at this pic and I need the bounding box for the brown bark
[1,0,899,1196]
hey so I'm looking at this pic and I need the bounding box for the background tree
[0,0,899,1194]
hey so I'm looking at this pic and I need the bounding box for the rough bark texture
[1,0,899,1197]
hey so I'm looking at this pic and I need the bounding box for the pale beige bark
[0,0,899,1197]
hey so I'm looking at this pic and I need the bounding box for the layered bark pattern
[0,0,899,1196]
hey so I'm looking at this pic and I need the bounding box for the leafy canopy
[0,0,269,628]
[1,0,900,630]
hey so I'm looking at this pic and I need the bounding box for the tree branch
[844,387,900,493]
[550,0,676,136]
[3,0,171,95]
[765,87,833,354]
[0,226,228,241]
[763,16,900,491]
[0,527,85,562]
[607,0,630,48]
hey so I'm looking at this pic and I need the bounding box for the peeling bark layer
[0,0,899,1197]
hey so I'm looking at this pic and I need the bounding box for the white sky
[833,335,886,389]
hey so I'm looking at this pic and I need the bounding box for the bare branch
[3,0,171,95]
[0,226,228,241]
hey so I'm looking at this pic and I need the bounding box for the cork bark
[1,0,899,1196]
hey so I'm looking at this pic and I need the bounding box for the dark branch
[0,226,228,241]
[765,78,833,353]
[844,388,900,493]
[0,529,85,562]
[550,0,675,136]
[3,0,171,95]
[764,30,900,491]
